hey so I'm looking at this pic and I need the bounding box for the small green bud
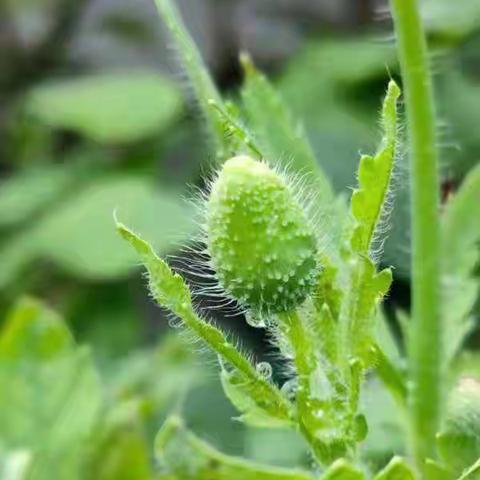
[206,155,318,315]
[437,377,480,474]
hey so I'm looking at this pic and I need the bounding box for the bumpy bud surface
[207,155,318,315]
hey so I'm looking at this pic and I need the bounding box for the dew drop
[256,362,273,379]
[281,378,298,400]
[245,311,266,328]
[168,317,181,329]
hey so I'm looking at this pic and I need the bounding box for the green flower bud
[437,377,480,474]
[206,155,318,315]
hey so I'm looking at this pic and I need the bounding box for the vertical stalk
[389,0,443,468]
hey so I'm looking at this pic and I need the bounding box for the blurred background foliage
[0,0,479,478]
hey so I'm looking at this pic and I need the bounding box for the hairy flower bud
[206,155,318,315]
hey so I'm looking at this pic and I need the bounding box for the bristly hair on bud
[205,155,319,317]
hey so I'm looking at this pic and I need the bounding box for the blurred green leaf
[373,456,416,480]
[421,0,480,40]
[0,164,80,229]
[0,176,194,284]
[442,164,480,362]
[240,54,334,204]
[26,72,182,143]
[0,298,102,480]
[0,450,31,480]
[361,379,405,467]
[320,459,365,479]
[457,457,480,480]
[88,426,152,480]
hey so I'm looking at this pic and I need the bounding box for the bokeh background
[0,0,479,478]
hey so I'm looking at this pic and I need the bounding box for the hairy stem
[389,0,443,467]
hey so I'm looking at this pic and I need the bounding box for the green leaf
[320,459,365,479]
[240,53,334,205]
[153,0,229,159]
[373,457,416,480]
[88,426,153,480]
[350,80,401,255]
[0,175,194,285]
[371,344,407,407]
[220,365,293,429]
[442,164,480,362]
[26,72,181,143]
[0,164,79,229]
[421,0,480,40]
[345,257,393,365]
[0,298,102,480]
[117,222,293,425]
[361,379,406,466]
[155,416,314,480]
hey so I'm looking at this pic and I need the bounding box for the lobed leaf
[345,258,393,365]
[155,416,314,480]
[350,80,401,256]
[117,222,293,426]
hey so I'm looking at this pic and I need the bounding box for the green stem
[389,0,443,467]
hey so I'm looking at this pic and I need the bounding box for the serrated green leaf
[240,54,334,205]
[26,72,181,143]
[346,257,393,365]
[373,456,416,480]
[350,80,400,255]
[155,416,314,480]
[153,0,229,160]
[443,164,480,362]
[320,459,365,479]
[117,222,293,425]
